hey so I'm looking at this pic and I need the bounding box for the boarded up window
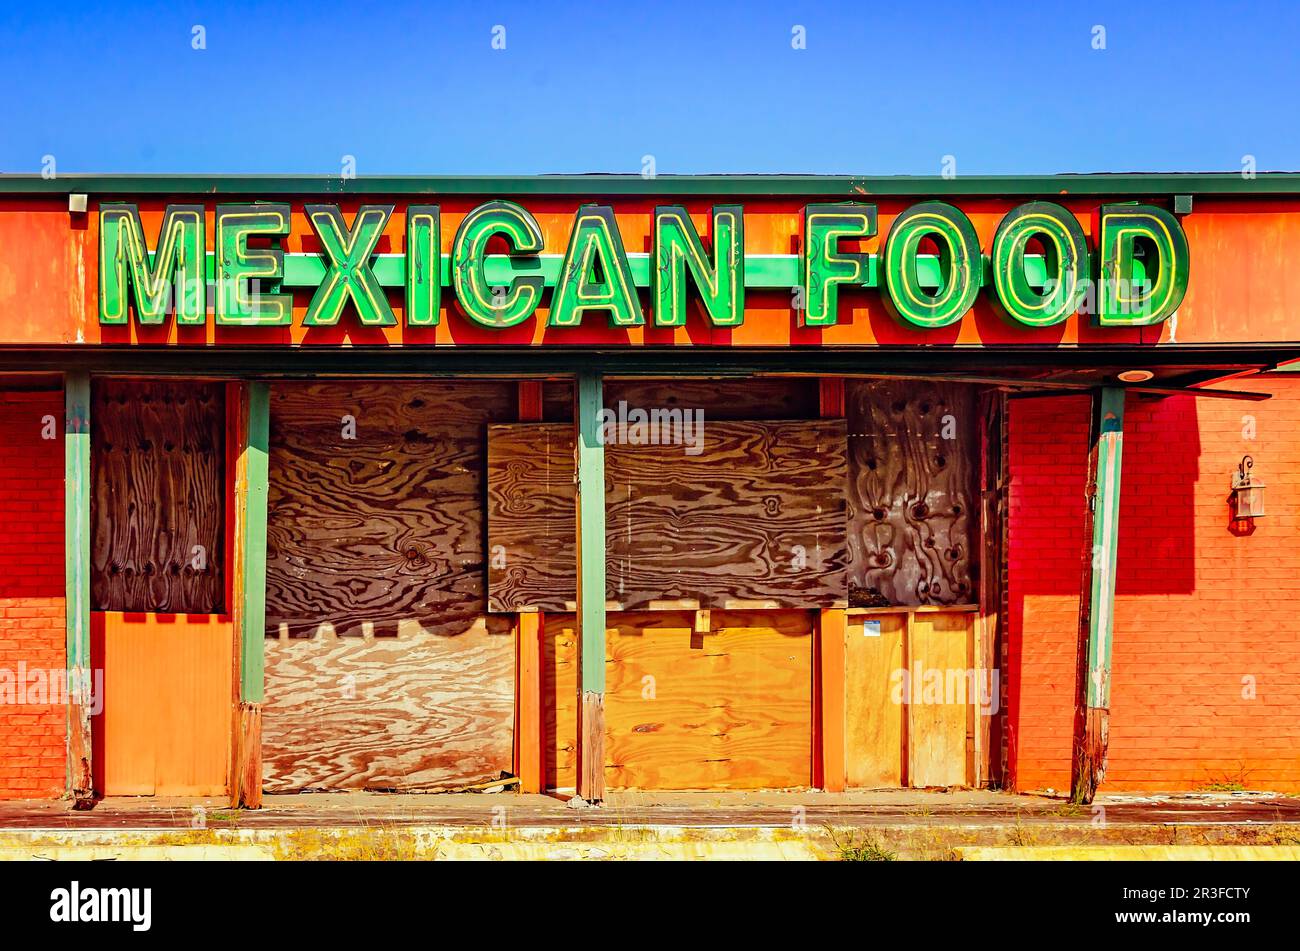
[261,382,516,792]
[91,380,226,613]
[487,418,848,612]
[845,380,978,606]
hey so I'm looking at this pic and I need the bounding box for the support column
[1071,387,1125,805]
[64,372,93,808]
[516,381,544,794]
[816,377,847,791]
[574,371,606,804]
[231,382,270,809]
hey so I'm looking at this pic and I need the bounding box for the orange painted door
[92,612,233,796]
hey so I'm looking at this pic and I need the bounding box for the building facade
[0,173,1297,805]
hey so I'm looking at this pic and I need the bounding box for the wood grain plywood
[544,611,812,790]
[262,620,513,791]
[846,380,977,607]
[542,616,578,790]
[908,612,972,788]
[488,420,848,612]
[262,382,515,791]
[604,379,819,420]
[93,612,232,796]
[91,380,226,614]
[844,613,906,788]
[486,424,576,614]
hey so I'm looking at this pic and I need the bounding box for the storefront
[0,174,1297,807]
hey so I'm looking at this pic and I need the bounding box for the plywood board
[605,379,820,420]
[485,424,577,613]
[262,620,514,791]
[262,382,515,791]
[92,612,232,796]
[91,380,226,613]
[844,613,906,788]
[908,611,973,788]
[846,380,977,607]
[544,610,812,790]
[488,419,848,612]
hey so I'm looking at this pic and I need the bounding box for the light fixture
[68,193,87,215]
[1231,455,1266,519]
[1117,369,1154,383]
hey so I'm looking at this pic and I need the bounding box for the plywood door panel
[262,622,513,792]
[94,612,232,796]
[91,380,226,614]
[844,613,906,788]
[95,614,158,795]
[262,382,516,791]
[543,618,578,790]
[908,612,972,788]
[543,611,812,790]
[845,380,977,607]
[486,424,576,613]
[488,420,848,612]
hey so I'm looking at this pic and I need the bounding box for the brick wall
[1006,379,1300,793]
[0,393,65,799]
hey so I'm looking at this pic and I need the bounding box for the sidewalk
[2,790,1297,860]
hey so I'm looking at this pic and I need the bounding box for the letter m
[100,203,206,325]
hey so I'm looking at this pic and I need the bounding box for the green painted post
[241,382,270,704]
[1072,386,1125,804]
[231,381,270,809]
[574,370,606,803]
[64,372,93,805]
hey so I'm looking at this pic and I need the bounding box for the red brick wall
[0,393,65,799]
[1006,379,1300,793]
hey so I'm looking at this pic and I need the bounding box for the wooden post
[64,372,93,808]
[231,382,270,809]
[816,377,847,791]
[1071,387,1125,805]
[574,371,606,803]
[516,381,544,794]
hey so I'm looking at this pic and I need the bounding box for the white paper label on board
[862,620,881,638]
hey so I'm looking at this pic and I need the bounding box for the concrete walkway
[1,790,1296,859]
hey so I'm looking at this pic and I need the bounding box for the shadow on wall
[1002,393,1203,790]
[1007,393,1202,603]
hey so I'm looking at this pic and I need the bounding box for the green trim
[242,250,979,290]
[240,382,270,704]
[63,372,91,781]
[6,172,1300,197]
[575,371,606,696]
[1086,387,1125,709]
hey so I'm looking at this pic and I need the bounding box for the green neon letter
[652,205,743,327]
[215,204,291,326]
[802,203,876,326]
[99,203,205,325]
[303,204,396,327]
[1097,204,1189,326]
[550,205,644,328]
[452,200,544,328]
[882,201,981,329]
[990,202,1090,327]
[405,205,441,326]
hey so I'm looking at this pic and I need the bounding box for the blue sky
[1,0,1296,175]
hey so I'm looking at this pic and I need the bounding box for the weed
[827,826,897,861]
